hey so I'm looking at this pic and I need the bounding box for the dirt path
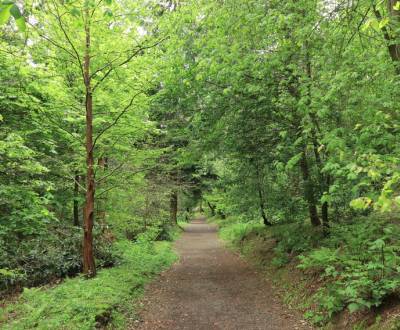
[132,217,311,330]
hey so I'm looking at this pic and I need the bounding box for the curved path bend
[132,217,311,330]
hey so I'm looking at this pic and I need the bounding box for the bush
[219,221,265,246]
[298,217,400,324]
[270,222,324,267]
[0,224,118,294]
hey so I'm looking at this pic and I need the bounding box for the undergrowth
[0,234,177,329]
[214,214,400,328]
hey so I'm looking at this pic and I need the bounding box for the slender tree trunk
[199,199,204,213]
[254,164,272,226]
[300,151,321,226]
[207,201,216,216]
[304,48,328,229]
[83,4,96,277]
[321,175,331,228]
[185,207,190,221]
[257,187,272,226]
[73,174,80,226]
[170,190,178,225]
[97,157,107,224]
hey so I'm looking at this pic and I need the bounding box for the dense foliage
[2,0,400,327]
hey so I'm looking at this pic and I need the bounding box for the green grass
[0,239,177,329]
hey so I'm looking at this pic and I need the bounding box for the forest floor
[131,216,311,330]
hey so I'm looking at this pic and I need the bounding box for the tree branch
[92,37,169,91]
[91,90,144,150]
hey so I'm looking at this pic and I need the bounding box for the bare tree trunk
[300,151,321,227]
[73,174,80,226]
[83,4,96,277]
[254,164,272,226]
[170,190,178,225]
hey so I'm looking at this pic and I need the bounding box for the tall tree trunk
[373,1,400,69]
[305,47,329,229]
[300,151,321,226]
[387,0,400,62]
[170,190,178,225]
[83,4,96,277]
[254,163,272,226]
[73,173,80,226]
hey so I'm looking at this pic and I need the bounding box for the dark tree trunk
[254,162,272,226]
[83,6,96,277]
[207,201,216,216]
[321,175,331,230]
[199,199,204,213]
[373,1,400,70]
[185,207,190,221]
[300,151,321,226]
[170,190,178,225]
[322,202,328,226]
[305,46,329,229]
[258,187,272,226]
[73,174,80,226]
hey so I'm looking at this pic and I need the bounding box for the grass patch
[0,238,177,329]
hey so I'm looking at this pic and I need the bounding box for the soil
[131,217,312,330]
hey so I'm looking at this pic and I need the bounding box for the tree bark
[170,190,178,225]
[82,4,96,277]
[373,1,400,70]
[73,174,80,226]
[207,201,216,216]
[300,151,321,226]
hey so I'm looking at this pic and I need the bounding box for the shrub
[298,217,400,323]
[0,224,118,294]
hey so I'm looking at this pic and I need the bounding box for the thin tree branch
[92,37,169,91]
[92,90,144,150]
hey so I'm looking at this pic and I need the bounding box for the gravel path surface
[132,217,311,330]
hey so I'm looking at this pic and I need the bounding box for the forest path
[131,216,311,330]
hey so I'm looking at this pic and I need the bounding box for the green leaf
[285,152,302,170]
[350,197,372,210]
[14,15,25,31]
[0,4,12,25]
[9,3,21,19]
[0,3,25,31]
[69,8,80,17]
